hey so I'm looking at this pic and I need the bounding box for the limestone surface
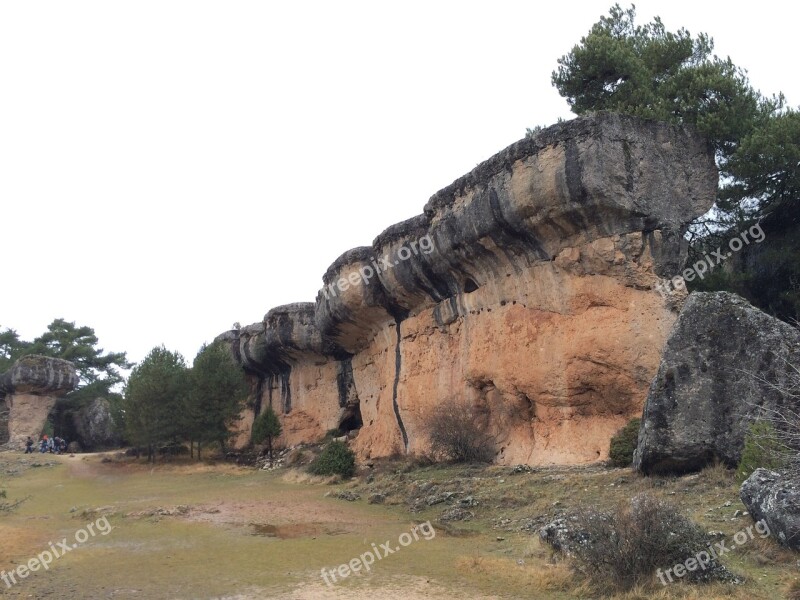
[1,355,79,448]
[220,112,717,464]
[634,292,800,474]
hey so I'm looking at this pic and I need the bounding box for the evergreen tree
[122,346,187,462]
[552,4,761,160]
[251,406,282,463]
[552,5,799,321]
[186,342,248,458]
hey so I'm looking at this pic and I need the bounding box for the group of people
[24,434,67,454]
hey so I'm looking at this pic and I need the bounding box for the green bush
[608,418,640,467]
[308,440,356,478]
[737,420,790,483]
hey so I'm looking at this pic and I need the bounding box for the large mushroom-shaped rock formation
[220,112,718,465]
[0,355,79,448]
[634,292,800,474]
[740,469,800,551]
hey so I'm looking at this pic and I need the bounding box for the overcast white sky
[1,1,798,368]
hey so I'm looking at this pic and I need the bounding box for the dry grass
[607,582,755,599]
[739,534,800,565]
[2,450,798,599]
[785,578,800,600]
[280,467,340,485]
[455,555,573,593]
[697,461,736,488]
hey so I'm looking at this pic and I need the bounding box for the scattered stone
[440,507,474,522]
[126,505,190,519]
[326,490,360,502]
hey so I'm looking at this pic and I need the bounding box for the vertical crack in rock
[279,371,291,414]
[0,402,9,445]
[336,359,354,408]
[392,318,409,452]
[266,374,274,410]
[565,138,588,204]
[253,377,264,418]
[336,358,363,434]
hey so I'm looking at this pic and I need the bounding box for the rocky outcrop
[0,355,79,448]
[740,469,800,551]
[634,292,800,474]
[220,112,717,465]
[73,398,120,450]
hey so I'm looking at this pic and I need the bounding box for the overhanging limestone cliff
[220,112,718,465]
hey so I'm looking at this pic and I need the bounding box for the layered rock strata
[220,112,717,465]
[0,355,79,448]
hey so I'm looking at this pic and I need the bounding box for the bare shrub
[564,493,728,591]
[744,356,800,479]
[423,398,495,463]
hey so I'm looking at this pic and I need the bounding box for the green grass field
[0,452,797,599]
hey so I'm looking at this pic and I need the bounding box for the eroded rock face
[1,355,79,448]
[73,398,120,450]
[221,113,717,465]
[740,469,800,551]
[1,355,79,396]
[634,292,800,474]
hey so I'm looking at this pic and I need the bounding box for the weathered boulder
[634,292,800,474]
[73,398,120,450]
[1,354,78,396]
[220,112,718,464]
[0,355,79,449]
[740,469,800,551]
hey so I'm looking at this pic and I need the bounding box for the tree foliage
[1,319,132,443]
[719,109,800,217]
[251,405,282,461]
[608,417,640,467]
[553,5,799,322]
[184,342,248,455]
[737,420,790,483]
[119,341,251,461]
[0,319,131,394]
[552,4,760,159]
[122,346,187,462]
[308,440,356,478]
